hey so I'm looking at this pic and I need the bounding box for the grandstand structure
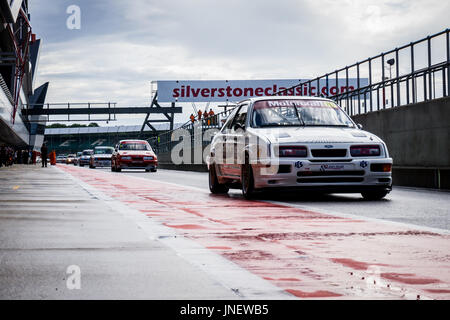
[44,123,183,155]
[0,0,48,150]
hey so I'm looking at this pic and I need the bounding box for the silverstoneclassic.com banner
[156,79,368,103]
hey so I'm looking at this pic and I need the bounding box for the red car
[111,139,158,172]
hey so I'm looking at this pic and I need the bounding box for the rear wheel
[151,168,157,172]
[209,164,229,194]
[241,155,256,199]
[361,190,389,200]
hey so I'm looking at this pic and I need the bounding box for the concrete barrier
[352,96,450,189]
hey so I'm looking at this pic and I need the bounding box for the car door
[227,103,248,177]
[216,106,240,178]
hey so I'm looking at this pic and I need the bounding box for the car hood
[251,127,382,144]
[118,151,155,156]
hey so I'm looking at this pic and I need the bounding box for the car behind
[111,140,158,172]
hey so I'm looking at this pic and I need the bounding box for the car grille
[297,170,365,177]
[297,177,364,183]
[311,149,347,157]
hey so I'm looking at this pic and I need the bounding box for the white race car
[89,146,114,168]
[207,96,393,200]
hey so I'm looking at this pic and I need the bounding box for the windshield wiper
[258,123,302,128]
[303,124,352,127]
[293,107,305,127]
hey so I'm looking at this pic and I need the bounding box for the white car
[89,146,114,168]
[207,96,393,200]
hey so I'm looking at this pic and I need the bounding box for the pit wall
[352,96,450,189]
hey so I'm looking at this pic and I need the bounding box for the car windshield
[119,143,150,151]
[82,151,92,155]
[251,99,354,128]
[94,148,113,154]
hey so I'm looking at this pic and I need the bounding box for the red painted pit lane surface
[58,165,450,299]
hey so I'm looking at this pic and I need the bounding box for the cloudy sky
[30,0,450,125]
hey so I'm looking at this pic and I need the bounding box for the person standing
[190,114,195,123]
[32,150,37,165]
[197,109,202,122]
[204,109,209,125]
[208,108,215,125]
[41,143,48,167]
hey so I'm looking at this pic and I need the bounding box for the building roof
[44,123,183,135]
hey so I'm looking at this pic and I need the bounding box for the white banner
[156,79,368,103]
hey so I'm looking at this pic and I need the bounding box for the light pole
[383,58,395,107]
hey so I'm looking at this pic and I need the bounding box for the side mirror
[357,123,363,130]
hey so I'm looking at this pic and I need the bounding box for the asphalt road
[121,168,450,232]
[4,164,447,300]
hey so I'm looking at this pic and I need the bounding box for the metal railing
[276,28,450,116]
[148,105,236,156]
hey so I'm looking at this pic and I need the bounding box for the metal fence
[277,28,450,116]
[148,106,236,157]
[149,28,450,157]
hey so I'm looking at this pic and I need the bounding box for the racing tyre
[361,190,389,200]
[241,156,255,199]
[209,164,229,194]
[151,168,157,172]
[145,169,150,172]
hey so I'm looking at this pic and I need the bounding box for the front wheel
[241,156,256,199]
[361,190,389,200]
[209,164,229,194]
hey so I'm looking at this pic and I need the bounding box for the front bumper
[118,160,158,170]
[251,158,393,191]
[79,158,90,165]
[93,158,112,167]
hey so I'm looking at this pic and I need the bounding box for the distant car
[66,154,76,164]
[111,140,158,172]
[89,146,114,168]
[56,155,67,163]
[78,149,93,167]
[74,152,82,165]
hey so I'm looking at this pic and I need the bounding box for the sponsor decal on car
[320,164,345,171]
[294,161,303,169]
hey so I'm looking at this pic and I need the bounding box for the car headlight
[350,145,381,157]
[143,156,154,160]
[277,146,307,157]
[121,156,132,160]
